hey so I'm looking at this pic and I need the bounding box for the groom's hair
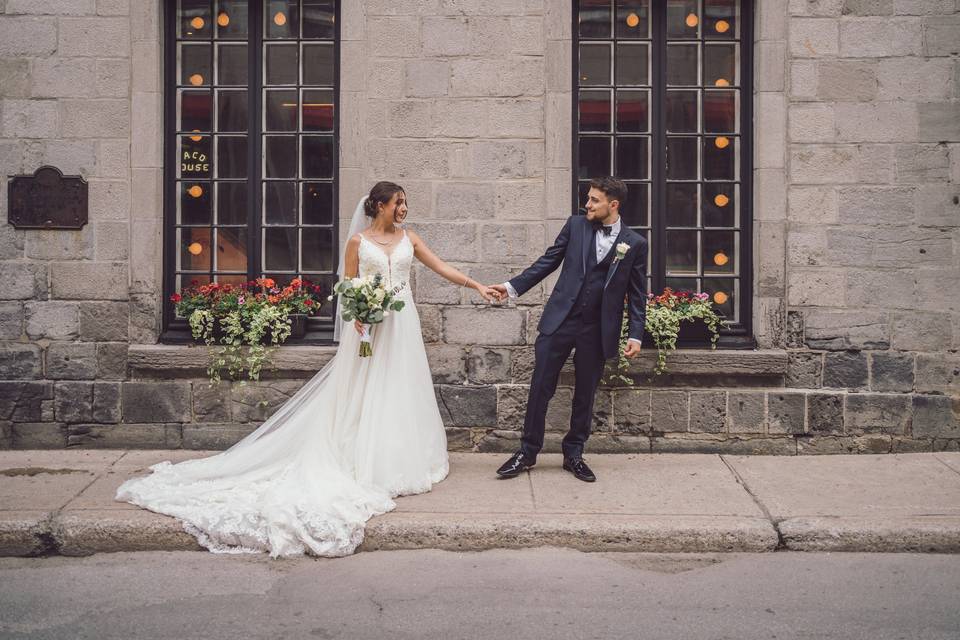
[589,177,628,208]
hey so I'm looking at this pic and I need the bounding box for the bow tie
[593,222,614,236]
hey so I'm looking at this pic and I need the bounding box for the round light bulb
[713,252,729,266]
[188,185,203,198]
[188,242,203,256]
[189,73,204,86]
[714,194,729,207]
[217,12,230,27]
[274,12,287,26]
[626,13,640,28]
[685,13,699,27]
[713,291,728,305]
[189,130,202,142]
[715,19,730,33]
[714,136,730,149]
[190,16,205,30]
[714,78,730,87]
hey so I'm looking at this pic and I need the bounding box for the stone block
[418,305,442,343]
[912,395,959,439]
[841,0,893,15]
[915,354,960,394]
[688,391,726,434]
[511,346,536,383]
[651,435,796,455]
[67,423,181,449]
[470,140,543,179]
[786,268,845,307]
[756,221,786,296]
[728,392,766,434]
[0,58,29,98]
[488,99,544,138]
[479,222,543,263]
[6,0,95,13]
[0,381,53,421]
[0,342,43,378]
[24,301,79,340]
[497,56,545,97]
[844,269,917,310]
[367,16,420,57]
[432,99,490,138]
[890,436,932,453]
[11,423,66,449]
[97,0,129,15]
[50,262,127,301]
[128,293,159,343]
[182,423,255,450]
[836,186,915,226]
[790,144,893,184]
[611,389,651,434]
[426,344,468,384]
[60,99,130,138]
[58,17,130,56]
[790,60,818,100]
[78,301,129,342]
[30,57,96,98]
[95,59,131,98]
[466,347,511,385]
[845,393,911,433]
[807,392,844,433]
[755,41,786,92]
[369,139,451,178]
[839,17,922,57]
[790,0,842,15]
[767,391,806,434]
[130,91,161,168]
[448,59,501,97]
[0,302,24,339]
[54,381,93,423]
[24,226,93,260]
[191,382,231,423]
[1,99,59,139]
[816,60,877,101]
[404,60,450,98]
[0,17,57,56]
[386,100,433,138]
[787,351,822,388]
[922,15,960,56]
[917,103,960,142]
[651,390,688,432]
[835,102,917,143]
[788,186,838,224]
[870,352,914,393]
[878,58,952,101]
[122,382,192,423]
[437,384,497,427]
[789,18,839,57]
[789,105,835,143]
[891,311,952,351]
[823,350,869,389]
[96,342,127,379]
[93,221,128,261]
[90,179,132,220]
[45,342,98,380]
[230,380,303,423]
[443,307,524,345]
[495,181,546,221]
[915,184,960,226]
[434,182,496,219]
[893,144,950,183]
[496,384,528,430]
[421,16,471,56]
[92,382,120,423]
[755,93,786,169]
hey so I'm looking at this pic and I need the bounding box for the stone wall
[0,0,957,453]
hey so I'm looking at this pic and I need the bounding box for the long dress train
[116,231,449,558]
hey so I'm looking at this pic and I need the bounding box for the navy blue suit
[508,215,648,459]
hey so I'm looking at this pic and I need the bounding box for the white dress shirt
[502,215,641,347]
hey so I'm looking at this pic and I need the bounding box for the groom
[490,176,647,482]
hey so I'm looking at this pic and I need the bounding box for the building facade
[0,0,957,453]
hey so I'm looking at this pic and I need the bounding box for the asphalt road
[1,549,959,640]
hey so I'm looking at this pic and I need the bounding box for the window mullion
[651,1,667,297]
[248,0,263,282]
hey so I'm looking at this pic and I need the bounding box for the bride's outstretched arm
[408,230,499,302]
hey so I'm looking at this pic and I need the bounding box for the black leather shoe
[563,457,596,482]
[496,451,535,478]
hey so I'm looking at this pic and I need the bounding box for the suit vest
[570,232,615,324]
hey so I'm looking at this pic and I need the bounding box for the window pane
[665,183,698,227]
[265,1,298,38]
[180,43,211,86]
[578,136,611,178]
[703,90,737,133]
[264,181,297,225]
[216,135,247,178]
[702,183,737,227]
[579,89,612,133]
[264,135,297,178]
[303,89,334,131]
[621,182,649,227]
[703,230,736,275]
[302,0,336,39]
[666,229,698,275]
[180,89,212,130]
[265,89,298,131]
[616,0,650,39]
[703,277,736,320]
[579,0,612,38]
[666,0,700,38]
[579,43,611,86]
[215,227,248,271]
[178,135,212,179]
[179,182,211,225]
[302,136,334,178]
[264,227,298,271]
[217,182,247,225]
[665,89,698,133]
[302,228,334,271]
[214,0,248,40]
[615,136,648,179]
[666,277,698,293]
[179,0,211,40]
[217,89,248,132]
[704,0,738,39]
[303,182,334,225]
[217,43,248,85]
[615,90,648,133]
[180,227,211,271]
[615,43,648,86]
[704,43,738,86]
[666,43,698,86]
[703,136,737,180]
[666,136,698,180]
[265,44,298,84]
[303,43,334,86]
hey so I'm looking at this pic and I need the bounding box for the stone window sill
[130,344,787,379]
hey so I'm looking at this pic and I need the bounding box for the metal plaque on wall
[7,165,88,230]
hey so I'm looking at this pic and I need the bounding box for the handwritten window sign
[180,136,212,178]
[8,165,88,230]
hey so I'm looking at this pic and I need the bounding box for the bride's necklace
[369,227,398,245]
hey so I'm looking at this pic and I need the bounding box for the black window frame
[161,0,341,344]
[572,1,755,348]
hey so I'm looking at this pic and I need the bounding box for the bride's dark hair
[363,181,405,219]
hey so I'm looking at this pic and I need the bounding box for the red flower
[170,293,182,303]
[304,298,313,306]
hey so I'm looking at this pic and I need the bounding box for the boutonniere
[614,242,630,262]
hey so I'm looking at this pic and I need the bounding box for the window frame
[571,1,755,348]
[161,1,342,344]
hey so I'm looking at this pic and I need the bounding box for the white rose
[351,277,362,287]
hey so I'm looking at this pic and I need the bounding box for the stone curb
[778,517,960,553]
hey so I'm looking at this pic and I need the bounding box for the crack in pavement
[718,455,785,550]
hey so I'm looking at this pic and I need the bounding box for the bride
[116,181,500,558]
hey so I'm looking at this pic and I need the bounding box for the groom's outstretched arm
[503,216,573,298]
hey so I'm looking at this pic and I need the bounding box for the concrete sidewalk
[2,450,960,557]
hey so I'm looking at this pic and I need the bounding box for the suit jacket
[508,215,648,360]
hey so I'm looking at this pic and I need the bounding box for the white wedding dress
[116,229,449,558]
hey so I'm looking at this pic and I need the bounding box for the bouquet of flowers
[331,274,406,357]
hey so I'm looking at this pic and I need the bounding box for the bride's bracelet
[462,276,472,288]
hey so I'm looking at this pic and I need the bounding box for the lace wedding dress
[116,229,449,558]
